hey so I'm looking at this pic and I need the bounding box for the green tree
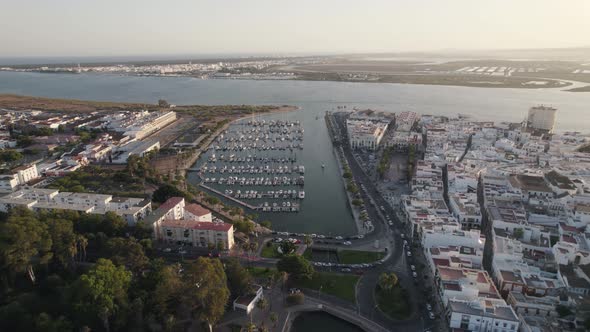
[259,220,272,229]
[46,218,77,269]
[0,208,52,283]
[0,149,23,163]
[104,237,149,274]
[224,258,253,297]
[182,258,230,332]
[101,212,127,237]
[280,241,296,255]
[270,312,278,327]
[378,272,399,291]
[34,312,73,332]
[256,297,268,310]
[152,184,187,203]
[277,255,314,281]
[304,235,312,248]
[513,228,524,239]
[234,220,254,234]
[148,262,184,323]
[71,258,132,332]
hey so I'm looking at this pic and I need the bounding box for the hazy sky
[1,0,589,57]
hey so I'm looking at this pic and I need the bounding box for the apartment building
[0,188,152,224]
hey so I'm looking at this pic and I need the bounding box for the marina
[196,118,307,214]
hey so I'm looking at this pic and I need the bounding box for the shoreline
[2,70,587,91]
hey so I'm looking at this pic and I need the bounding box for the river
[1,71,589,234]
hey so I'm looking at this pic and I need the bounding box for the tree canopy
[276,254,314,280]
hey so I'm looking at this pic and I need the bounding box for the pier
[199,183,301,212]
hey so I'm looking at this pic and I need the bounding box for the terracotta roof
[562,235,578,244]
[185,203,211,217]
[158,197,184,212]
[433,258,450,267]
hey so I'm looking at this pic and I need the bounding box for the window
[166,229,173,237]
[184,229,190,238]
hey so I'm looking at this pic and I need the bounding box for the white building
[346,119,388,150]
[448,299,520,332]
[0,164,40,193]
[527,106,557,133]
[0,188,152,224]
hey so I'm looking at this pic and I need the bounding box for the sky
[1,0,589,57]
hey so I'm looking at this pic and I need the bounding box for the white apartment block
[0,164,40,193]
[346,119,388,150]
[0,188,152,224]
[449,193,482,229]
[448,299,519,332]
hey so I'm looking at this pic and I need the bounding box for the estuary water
[1,71,589,234]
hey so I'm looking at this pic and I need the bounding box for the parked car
[341,268,352,272]
[411,265,416,271]
[407,251,412,257]
[426,303,432,311]
[163,248,172,253]
[428,312,435,320]
[412,272,418,278]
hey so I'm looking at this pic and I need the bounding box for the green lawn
[260,243,282,258]
[375,285,412,319]
[294,272,359,302]
[246,267,276,280]
[338,250,385,264]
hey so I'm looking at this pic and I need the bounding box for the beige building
[158,219,234,250]
[147,197,234,249]
[526,106,557,133]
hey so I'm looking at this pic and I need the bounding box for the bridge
[282,298,390,332]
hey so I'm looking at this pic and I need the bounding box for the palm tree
[270,312,278,328]
[304,235,312,247]
[77,234,88,263]
[378,272,398,291]
[248,242,258,257]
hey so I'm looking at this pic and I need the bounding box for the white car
[428,312,435,320]
[426,303,432,311]
[163,248,172,253]
[335,236,343,240]
[343,241,352,246]
[178,250,187,255]
[411,265,416,271]
[407,251,412,257]
[412,272,418,278]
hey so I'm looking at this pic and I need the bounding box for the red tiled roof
[438,266,465,280]
[158,197,184,212]
[433,258,450,267]
[185,203,211,217]
[562,235,578,244]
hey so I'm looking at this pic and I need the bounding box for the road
[332,112,444,332]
